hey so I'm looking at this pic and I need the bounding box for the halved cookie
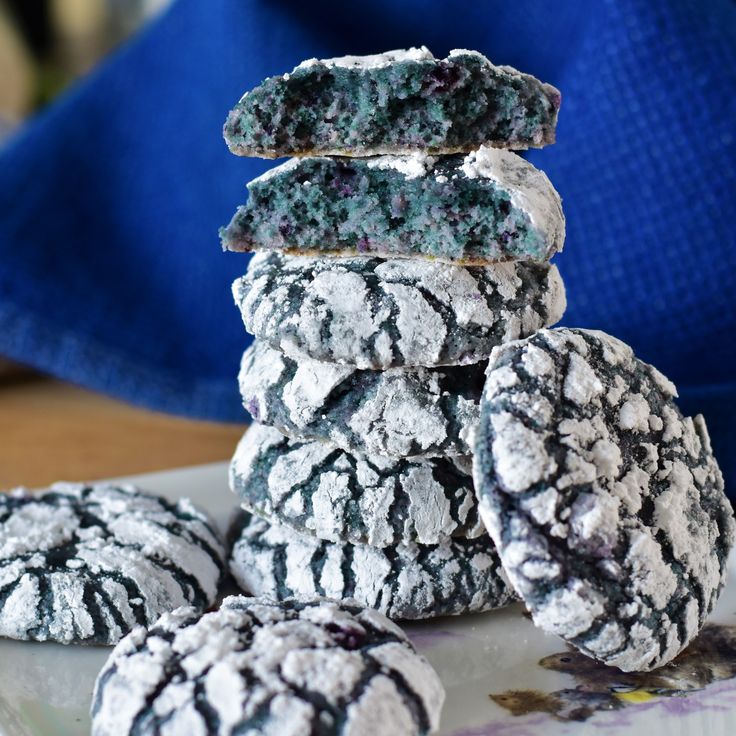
[221,148,564,264]
[223,48,560,158]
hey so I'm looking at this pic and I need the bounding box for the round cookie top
[473,328,735,671]
[0,483,225,645]
[228,510,516,621]
[239,341,483,457]
[91,595,444,736]
[230,424,484,547]
[234,252,566,369]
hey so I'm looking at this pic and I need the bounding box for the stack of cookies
[219,48,567,620]
[1,53,733,736]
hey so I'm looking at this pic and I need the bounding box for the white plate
[1,462,735,736]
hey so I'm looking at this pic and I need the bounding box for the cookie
[223,47,560,157]
[221,148,564,264]
[228,510,516,620]
[233,253,566,369]
[0,483,225,645]
[91,595,444,736]
[472,328,735,671]
[230,423,484,547]
[239,341,483,457]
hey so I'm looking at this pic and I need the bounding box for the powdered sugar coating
[228,512,516,620]
[0,484,225,645]
[473,328,735,671]
[239,342,483,457]
[230,424,483,547]
[234,252,566,369]
[461,147,565,250]
[91,596,444,735]
[297,47,434,71]
[365,152,437,179]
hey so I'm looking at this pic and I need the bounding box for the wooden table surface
[0,371,246,490]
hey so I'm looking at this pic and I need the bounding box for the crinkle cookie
[91,596,444,736]
[223,47,560,157]
[239,341,483,457]
[228,511,516,620]
[0,483,225,645]
[221,148,564,264]
[233,252,566,369]
[472,328,735,671]
[230,424,484,547]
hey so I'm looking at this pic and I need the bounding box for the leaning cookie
[223,47,560,157]
[230,424,484,547]
[0,483,225,645]
[91,596,444,736]
[473,328,735,672]
[221,148,564,264]
[233,253,566,369]
[239,341,483,457]
[228,510,516,620]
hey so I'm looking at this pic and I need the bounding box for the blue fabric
[1,0,735,488]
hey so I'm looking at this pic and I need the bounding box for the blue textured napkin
[1,0,734,487]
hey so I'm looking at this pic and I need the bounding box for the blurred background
[0,0,734,492]
[0,0,242,487]
[0,0,169,140]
